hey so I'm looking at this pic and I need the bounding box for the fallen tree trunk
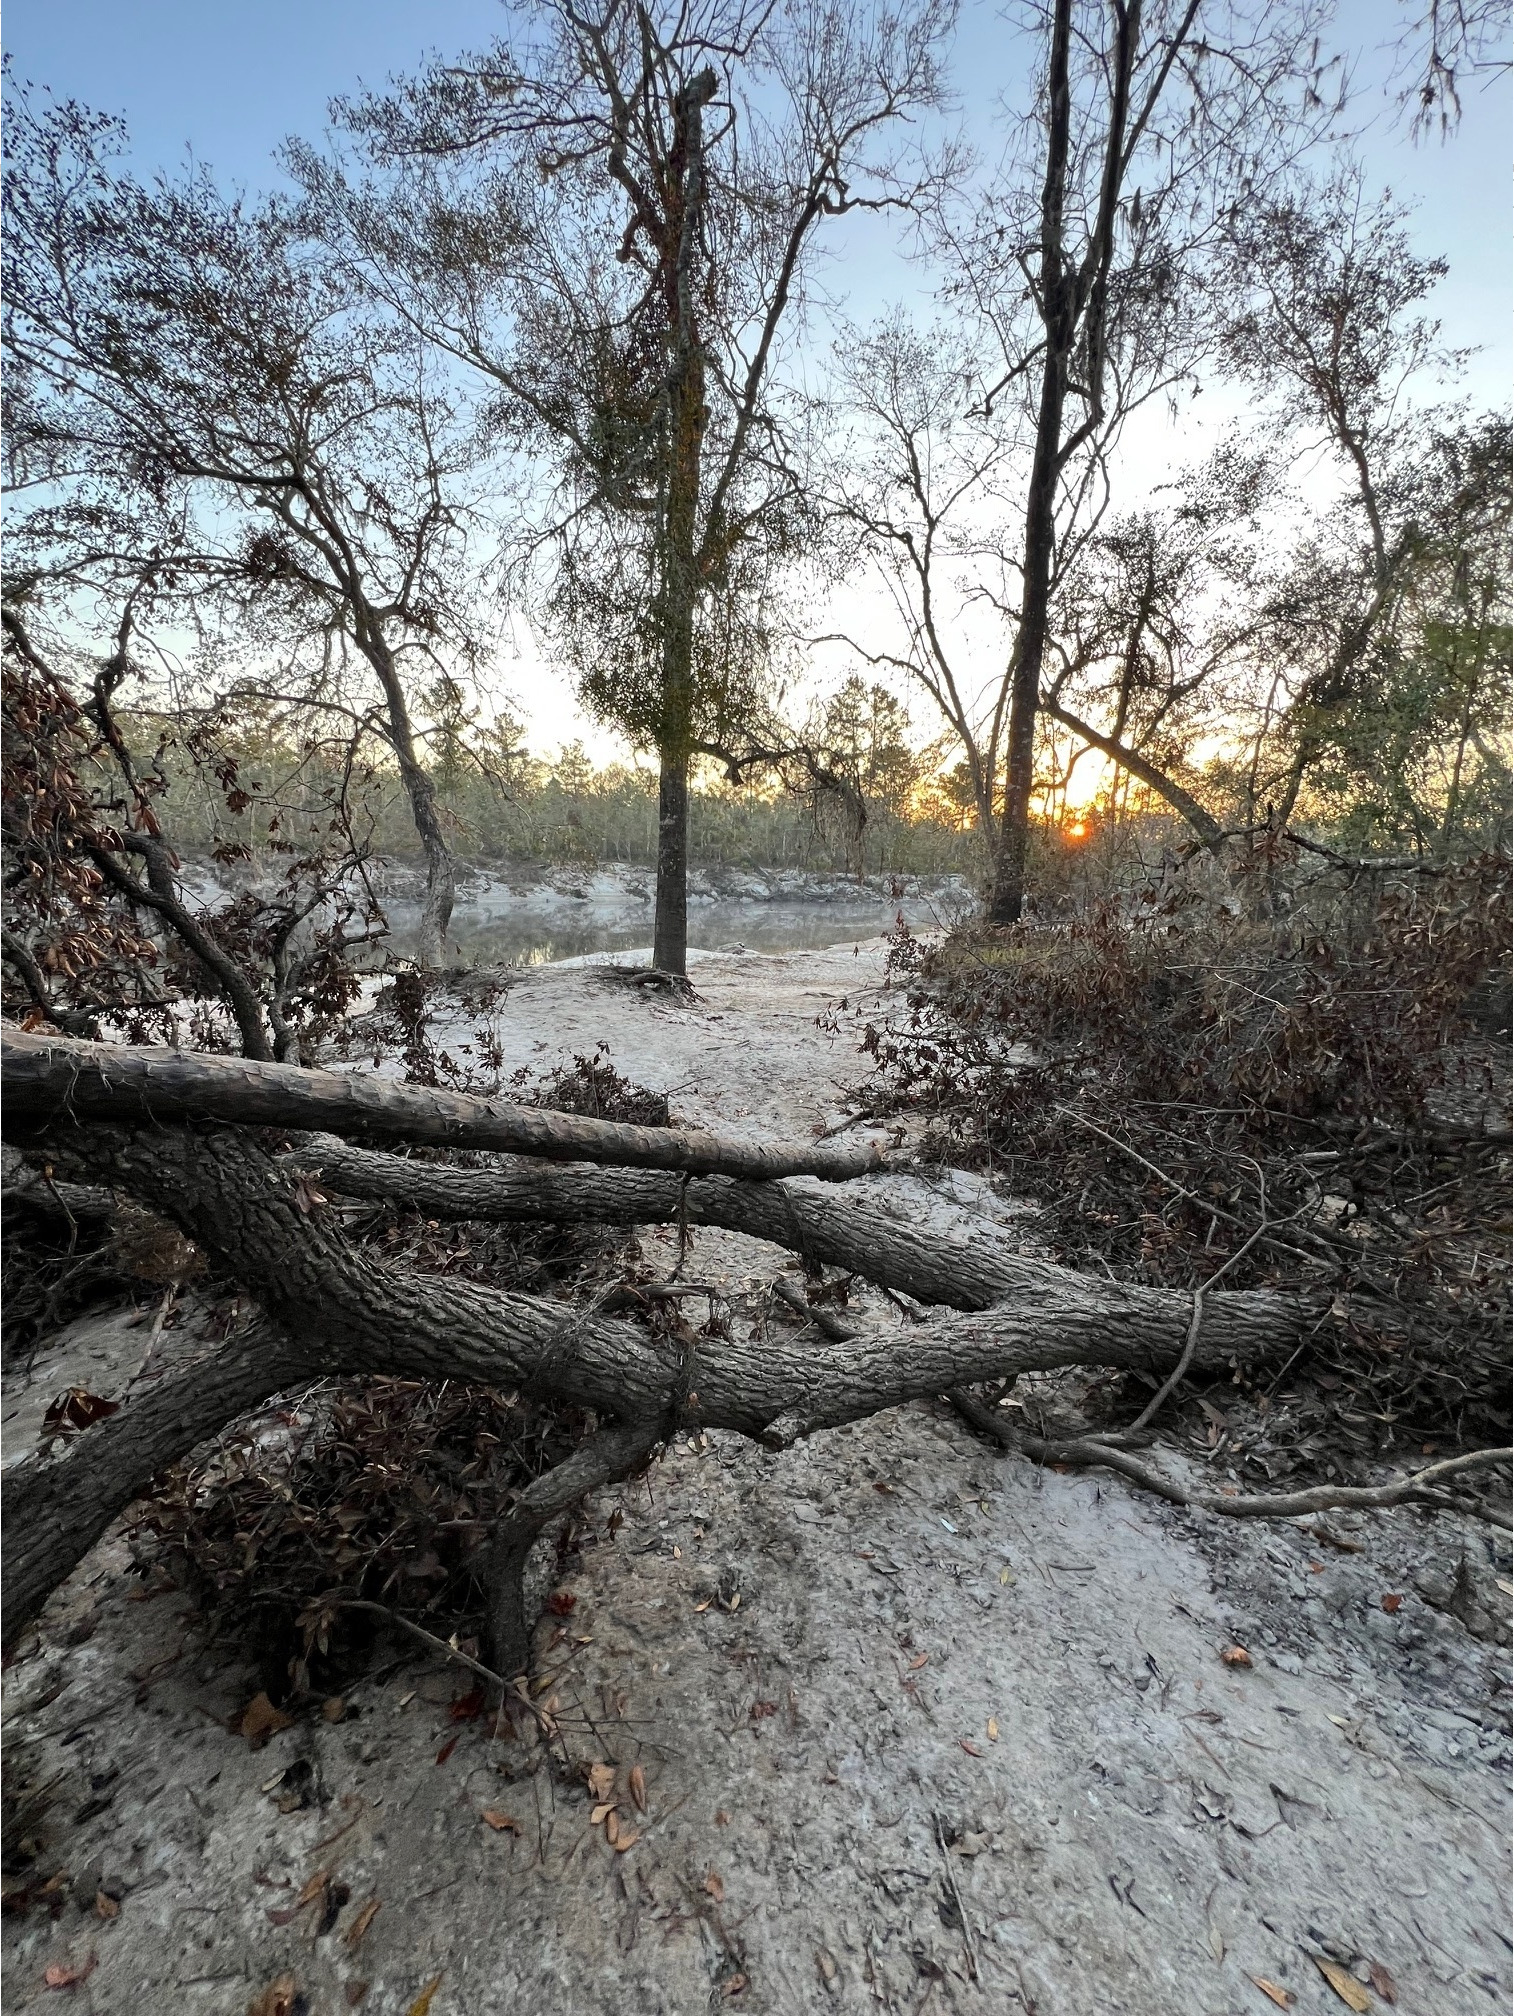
[4,1117,1319,1640]
[3,1318,313,1643]
[0,1029,884,1182]
[286,1136,1037,1310]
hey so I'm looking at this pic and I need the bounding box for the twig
[933,1812,979,1982]
[1051,1105,1329,1270]
[1121,1202,1289,1437]
[770,1276,858,1343]
[948,1396,1512,1528]
[328,1599,507,1691]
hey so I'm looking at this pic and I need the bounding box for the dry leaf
[1313,1957,1370,2011]
[43,1388,120,1433]
[703,1872,725,1901]
[321,1697,347,1723]
[728,1592,741,1611]
[481,1810,520,1835]
[672,1545,682,1559]
[907,1653,929,1672]
[297,1868,331,1908]
[612,1828,640,1853]
[586,1762,615,1801]
[434,1736,458,1766]
[986,1718,999,1742]
[628,1764,648,1813]
[44,1953,98,1989]
[999,1565,1012,1585]
[93,1891,121,1920]
[406,1975,444,2016]
[240,1692,294,1746]
[1380,1593,1404,1614]
[246,1976,298,2016]
[590,1802,616,1826]
[605,1810,621,1847]
[1366,1961,1396,2003]
[345,1897,382,1945]
[1251,1978,1294,2008]
[720,1974,748,1997]
[1207,1924,1224,1961]
[547,1591,577,1615]
[959,1739,983,1757]
[694,1598,713,1612]
[1221,1645,1253,1668]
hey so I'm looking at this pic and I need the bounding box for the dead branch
[285,1134,1026,1311]
[2,1316,312,1642]
[948,1388,1513,1528]
[1,1117,1318,1638]
[484,1417,664,1680]
[1,1029,885,1182]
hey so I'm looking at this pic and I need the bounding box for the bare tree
[2,85,487,964]
[1,608,382,1060]
[296,0,953,974]
[941,0,1336,920]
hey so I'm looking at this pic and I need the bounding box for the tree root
[948,1388,1513,1528]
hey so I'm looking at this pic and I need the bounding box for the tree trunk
[3,1117,1319,1640]
[1,1029,883,1182]
[651,69,718,979]
[988,0,1074,927]
[361,628,455,966]
[654,746,691,975]
[288,1136,1027,1310]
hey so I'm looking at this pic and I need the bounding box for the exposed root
[949,1387,1513,1528]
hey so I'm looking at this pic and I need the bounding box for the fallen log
[285,1135,1034,1310]
[4,1118,1317,1644]
[0,1028,885,1182]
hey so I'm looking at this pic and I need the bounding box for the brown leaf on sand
[1250,1978,1294,2009]
[481,1811,520,1835]
[612,1828,641,1854]
[703,1872,725,1902]
[1313,1957,1371,2011]
[246,1977,299,2016]
[240,1692,294,1746]
[345,1897,382,1946]
[43,1953,98,1990]
[628,1764,648,1813]
[586,1761,615,1802]
[959,1739,983,1757]
[297,1868,332,1907]
[1221,1645,1253,1668]
[591,1803,616,1826]
[1367,1961,1397,2004]
[406,1976,444,2016]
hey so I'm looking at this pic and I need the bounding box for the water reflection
[385,895,957,968]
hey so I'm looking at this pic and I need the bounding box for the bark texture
[3,1118,1318,1638]
[2,1030,884,1182]
[287,1135,1029,1309]
[2,1318,311,1644]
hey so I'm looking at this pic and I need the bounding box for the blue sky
[5,1,1508,756]
[7,0,1504,398]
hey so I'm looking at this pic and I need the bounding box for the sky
[5,0,1510,768]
